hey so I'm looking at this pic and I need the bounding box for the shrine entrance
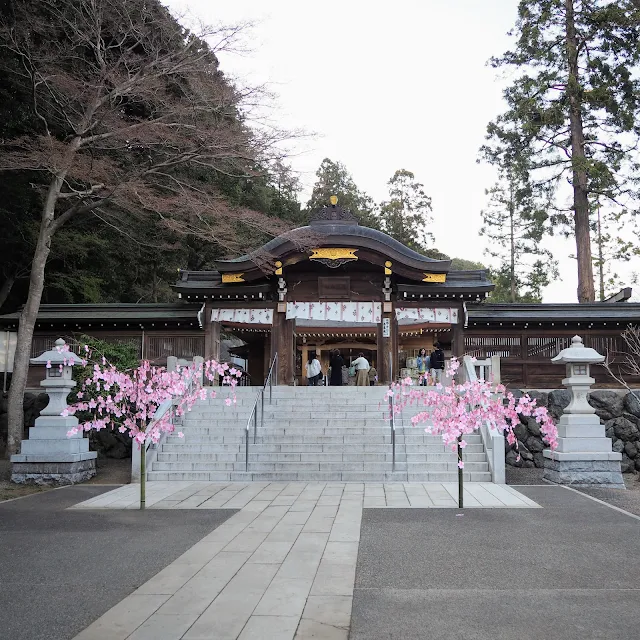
[295,323,378,385]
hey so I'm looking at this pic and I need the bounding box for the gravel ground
[505,465,546,485]
[574,474,640,518]
[0,456,132,502]
[506,464,640,517]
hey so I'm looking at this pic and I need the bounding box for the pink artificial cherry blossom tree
[63,343,241,508]
[388,358,559,507]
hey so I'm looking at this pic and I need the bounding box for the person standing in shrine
[416,347,430,386]
[352,352,370,386]
[430,343,445,385]
[329,349,345,386]
[305,352,322,386]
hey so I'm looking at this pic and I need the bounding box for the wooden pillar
[378,309,397,384]
[283,318,295,385]
[272,310,295,385]
[301,344,308,385]
[391,312,399,381]
[263,332,271,381]
[203,302,221,385]
[452,320,464,359]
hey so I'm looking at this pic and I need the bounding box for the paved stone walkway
[71,482,538,640]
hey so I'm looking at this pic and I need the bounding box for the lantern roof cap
[30,338,84,366]
[551,335,605,365]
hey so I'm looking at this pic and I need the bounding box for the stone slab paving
[70,482,537,640]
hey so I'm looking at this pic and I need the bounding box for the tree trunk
[566,0,595,303]
[457,435,464,509]
[140,443,146,510]
[0,274,16,312]
[597,204,605,301]
[5,226,53,456]
[509,181,516,303]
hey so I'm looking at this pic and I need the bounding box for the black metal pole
[245,427,249,471]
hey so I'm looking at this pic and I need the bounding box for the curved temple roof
[216,221,451,274]
[173,204,493,298]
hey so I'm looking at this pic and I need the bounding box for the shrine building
[173,200,493,385]
[2,201,640,390]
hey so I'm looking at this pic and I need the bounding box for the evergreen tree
[480,174,557,302]
[449,258,487,271]
[589,201,635,300]
[484,0,640,303]
[379,169,434,253]
[306,158,380,228]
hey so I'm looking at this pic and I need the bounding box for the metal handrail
[245,353,278,471]
[132,360,201,484]
[388,386,396,472]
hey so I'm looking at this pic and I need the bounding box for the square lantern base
[11,455,97,485]
[543,452,624,489]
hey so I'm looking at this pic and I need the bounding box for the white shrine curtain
[286,302,382,323]
[395,307,459,324]
[211,308,274,324]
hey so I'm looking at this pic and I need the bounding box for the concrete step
[151,461,409,472]
[146,470,490,482]
[157,452,406,463]
[151,460,489,473]
[162,443,401,453]
[146,391,493,483]
[181,419,398,427]
[161,441,483,454]
[406,452,487,463]
[406,472,492,482]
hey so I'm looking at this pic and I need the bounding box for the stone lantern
[543,335,624,488]
[11,338,97,484]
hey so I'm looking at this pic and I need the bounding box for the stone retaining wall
[508,390,640,474]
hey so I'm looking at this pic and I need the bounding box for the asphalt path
[351,485,640,640]
[0,486,236,640]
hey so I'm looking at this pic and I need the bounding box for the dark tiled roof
[0,303,202,325]
[467,303,640,323]
[214,223,451,273]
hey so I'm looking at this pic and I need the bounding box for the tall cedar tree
[480,174,557,302]
[379,169,435,254]
[484,0,640,303]
[0,0,308,457]
[306,158,380,228]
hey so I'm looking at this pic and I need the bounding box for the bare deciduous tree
[0,0,312,456]
[602,325,640,397]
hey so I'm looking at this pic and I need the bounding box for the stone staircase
[146,386,492,482]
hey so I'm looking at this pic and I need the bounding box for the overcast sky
[167,0,636,303]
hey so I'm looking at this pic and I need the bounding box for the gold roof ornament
[329,195,338,205]
[422,273,447,283]
[221,273,245,284]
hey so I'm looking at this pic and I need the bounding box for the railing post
[261,388,265,429]
[245,425,249,471]
[254,403,258,444]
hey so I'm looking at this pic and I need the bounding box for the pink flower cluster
[389,357,558,468]
[64,348,242,446]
